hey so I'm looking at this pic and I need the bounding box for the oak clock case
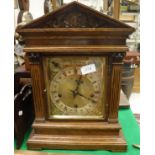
[17,1,134,152]
[43,56,106,119]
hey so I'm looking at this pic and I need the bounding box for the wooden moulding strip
[32,121,121,130]
[17,28,134,32]
[17,28,134,37]
[24,45,128,53]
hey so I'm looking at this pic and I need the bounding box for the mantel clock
[17,2,134,151]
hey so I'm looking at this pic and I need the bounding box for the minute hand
[77,92,93,101]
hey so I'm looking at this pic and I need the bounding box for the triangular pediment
[21,1,132,29]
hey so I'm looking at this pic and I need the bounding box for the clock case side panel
[107,52,126,123]
[28,53,48,121]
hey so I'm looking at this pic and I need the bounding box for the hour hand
[74,75,83,90]
[69,89,78,98]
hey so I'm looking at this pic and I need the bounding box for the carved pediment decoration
[41,11,112,28]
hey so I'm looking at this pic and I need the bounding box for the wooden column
[113,0,120,19]
[29,53,46,121]
[103,0,108,14]
[108,52,125,123]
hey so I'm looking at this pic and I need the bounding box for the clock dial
[43,56,106,119]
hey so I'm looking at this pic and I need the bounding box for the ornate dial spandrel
[43,56,106,119]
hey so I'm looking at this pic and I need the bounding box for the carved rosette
[28,53,40,64]
[112,52,126,63]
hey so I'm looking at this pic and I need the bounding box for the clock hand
[75,75,82,89]
[51,61,61,68]
[69,89,78,98]
[73,75,83,98]
[76,92,93,101]
[70,89,95,103]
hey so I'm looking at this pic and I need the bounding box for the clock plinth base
[27,121,127,151]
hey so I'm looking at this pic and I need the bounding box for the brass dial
[50,67,100,115]
[43,56,106,119]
